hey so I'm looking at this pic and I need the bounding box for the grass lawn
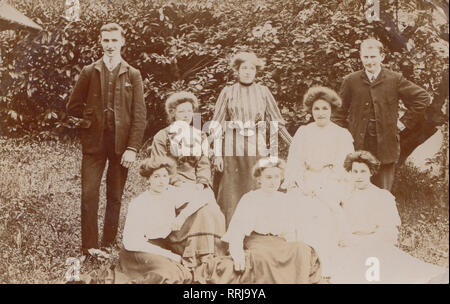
[0,138,448,283]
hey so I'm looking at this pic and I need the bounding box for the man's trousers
[364,132,396,191]
[81,130,128,254]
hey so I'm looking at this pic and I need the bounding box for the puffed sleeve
[123,192,180,256]
[210,86,230,138]
[263,86,286,125]
[150,128,169,158]
[379,190,401,227]
[122,195,148,251]
[221,192,255,244]
[335,126,355,177]
[263,85,292,144]
[285,125,307,187]
[374,189,402,244]
[195,133,212,186]
[150,128,183,185]
[284,196,300,242]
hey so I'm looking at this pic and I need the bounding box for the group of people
[67,23,447,283]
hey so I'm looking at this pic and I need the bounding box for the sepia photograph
[0,0,448,289]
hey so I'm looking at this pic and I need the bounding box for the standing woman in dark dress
[209,51,292,227]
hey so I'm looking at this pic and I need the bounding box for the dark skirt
[78,241,193,284]
[170,202,227,266]
[115,203,227,283]
[79,203,227,284]
[216,130,263,227]
[115,248,193,284]
[192,233,323,284]
[217,156,258,227]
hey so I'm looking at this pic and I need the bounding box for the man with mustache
[67,23,146,255]
[336,38,430,191]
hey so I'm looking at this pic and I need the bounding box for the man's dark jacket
[335,68,430,164]
[67,58,147,155]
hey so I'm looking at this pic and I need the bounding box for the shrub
[393,163,449,209]
[0,0,447,141]
[392,163,449,264]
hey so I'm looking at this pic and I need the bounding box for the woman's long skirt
[192,233,323,284]
[331,242,448,284]
[95,196,225,284]
[216,129,266,227]
[171,182,227,266]
[115,247,193,284]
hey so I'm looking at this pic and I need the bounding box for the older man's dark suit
[67,58,146,253]
[336,68,430,190]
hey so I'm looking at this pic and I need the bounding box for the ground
[0,138,448,283]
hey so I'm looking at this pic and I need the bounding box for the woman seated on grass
[193,157,323,284]
[117,156,223,283]
[284,86,354,277]
[149,91,226,265]
[331,150,448,284]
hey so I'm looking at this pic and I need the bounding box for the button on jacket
[335,68,430,164]
[67,58,147,155]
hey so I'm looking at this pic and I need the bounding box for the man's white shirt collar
[103,54,122,71]
[365,66,382,82]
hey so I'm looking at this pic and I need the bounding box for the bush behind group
[0,0,447,141]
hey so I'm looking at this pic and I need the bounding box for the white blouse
[122,186,187,252]
[285,122,354,188]
[341,184,402,245]
[222,189,297,244]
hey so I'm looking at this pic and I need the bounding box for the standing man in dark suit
[67,23,146,255]
[336,38,430,191]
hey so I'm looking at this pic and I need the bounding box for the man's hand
[121,149,136,168]
[213,156,223,172]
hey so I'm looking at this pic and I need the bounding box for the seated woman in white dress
[284,86,354,276]
[332,150,448,284]
[193,157,323,284]
[117,156,222,283]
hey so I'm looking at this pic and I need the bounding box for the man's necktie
[107,57,113,71]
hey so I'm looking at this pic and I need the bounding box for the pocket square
[125,82,132,87]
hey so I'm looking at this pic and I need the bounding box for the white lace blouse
[285,122,354,190]
[221,189,297,244]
